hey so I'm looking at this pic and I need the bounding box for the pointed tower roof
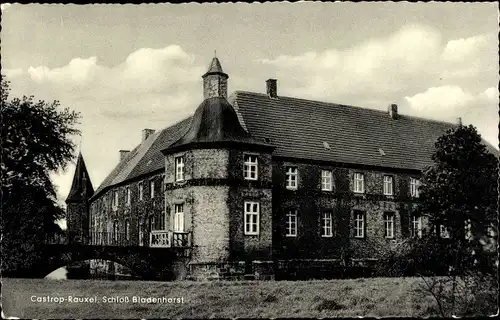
[66,153,94,203]
[164,97,274,154]
[203,57,227,78]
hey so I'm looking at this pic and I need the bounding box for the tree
[418,124,498,271]
[1,75,81,274]
[414,125,498,316]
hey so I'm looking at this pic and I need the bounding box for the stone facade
[81,57,439,281]
[88,153,426,280]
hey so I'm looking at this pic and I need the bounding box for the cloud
[442,34,490,62]
[6,44,207,201]
[404,85,498,147]
[256,24,445,104]
[404,85,475,112]
[254,25,497,147]
[28,56,98,85]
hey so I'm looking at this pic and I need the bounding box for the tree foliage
[377,125,498,316]
[1,75,81,273]
[417,125,498,272]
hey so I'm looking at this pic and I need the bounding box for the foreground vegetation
[3,276,494,318]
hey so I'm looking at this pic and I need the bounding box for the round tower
[162,56,275,280]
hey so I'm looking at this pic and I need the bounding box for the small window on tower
[243,155,258,180]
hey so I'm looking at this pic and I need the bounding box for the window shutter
[363,212,367,238]
[317,209,322,238]
[399,205,410,238]
[398,176,410,200]
[335,169,350,193]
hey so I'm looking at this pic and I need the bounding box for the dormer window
[286,166,298,190]
[243,155,258,180]
[354,173,365,193]
[383,175,393,196]
[175,156,185,181]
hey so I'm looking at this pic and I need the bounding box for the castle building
[67,56,497,280]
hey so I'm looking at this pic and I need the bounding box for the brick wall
[89,171,165,246]
[272,159,422,261]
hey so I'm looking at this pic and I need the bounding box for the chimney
[119,150,130,162]
[457,117,462,126]
[142,128,155,141]
[266,79,278,98]
[388,104,398,120]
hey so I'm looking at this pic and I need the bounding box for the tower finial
[214,49,217,58]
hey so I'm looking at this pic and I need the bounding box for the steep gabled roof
[91,117,192,199]
[66,153,94,203]
[91,90,498,200]
[232,91,465,171]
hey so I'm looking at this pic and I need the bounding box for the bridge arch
[26,243,181,280]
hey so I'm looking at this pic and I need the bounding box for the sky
[2,2,499,209]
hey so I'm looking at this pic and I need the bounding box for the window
[384,212,394,238]
[286,167,298,190]
[113,191,119,209]
[354,211,365,238]
[112,220,119,242]
[126,187,131,206]
[321,170,333,191]
[354,173,365,193]
[174,204,184,232]
[285,209,297,237]
[125,219,130,241]
[150,180,155,199]
[244,155,258,180]
[244,201,260,235]
[138,182,144,201]
[440,224,450,239]
[175,156,185,181]
[410,177,420,198]
[383,175,393,196]
[411,215,422,238]
[465,219,472,241]
[322,211,333,237]
[487,223,495,238]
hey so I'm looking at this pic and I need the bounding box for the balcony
[150,230,191,248]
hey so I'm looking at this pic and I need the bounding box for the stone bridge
[8,231,191,280]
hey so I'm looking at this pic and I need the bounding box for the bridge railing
[90,232,134,247]
[46,230,192,248]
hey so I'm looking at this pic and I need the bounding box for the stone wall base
[186,260,274,281]
[181,259,378,281]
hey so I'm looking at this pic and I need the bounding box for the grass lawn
[2,277,441,318]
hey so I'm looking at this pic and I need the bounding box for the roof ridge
[233,90,457,126]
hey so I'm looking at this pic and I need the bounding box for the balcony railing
[172,231,191,247]
[149,230,191,248]
[150,230,170,248]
